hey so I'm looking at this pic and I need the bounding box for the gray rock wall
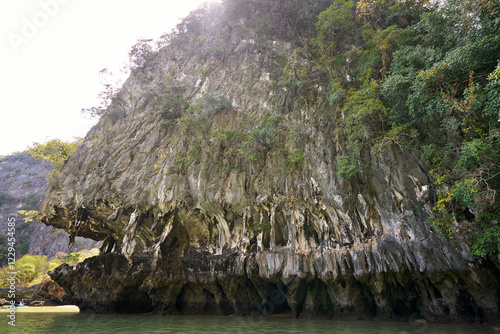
[42,2,499,322]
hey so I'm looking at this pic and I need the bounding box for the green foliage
[20,193,40,209]
[273,52,315,96]
[249,221,271,234]
[57,249,98,267]
[216,0,331,44]
[240,114,283,161]
[455,138,499,171]
[314,0,356,63]
[0,249,99,287]
[310,0,500,258]
[286,148,305,173]
[326,81,345,106]
[470,206,500,259]
[10,255,48,287]
[287,148,305,166]
[488,61,500,83]
[61,251,85,266]
[212,129,245,144]
[208,111,287,168]
[453,178,479,208]
[19,204,37,211]
[128,38,154,70]
[339,77,388,145]
[27,138,82,171]
[248,115,281,147]
[18,235,29,255]
[429,190,455,238]
[157,80,190,121]
[371,125,418,156]
[337,154,361,179]
[199,94,232,116]
[21,180,33,187]
[335,75,389,178]
[0,191,15,206]
[0,234,8,265]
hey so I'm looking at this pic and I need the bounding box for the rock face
[43,0,499,322]
[0,281,66,305]
[0,153,99,258]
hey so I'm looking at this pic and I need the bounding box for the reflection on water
[11,313,498,334]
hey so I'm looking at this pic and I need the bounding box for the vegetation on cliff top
[309,0,500,259]
[27,138,82,172]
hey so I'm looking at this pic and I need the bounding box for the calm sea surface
[6,313,499,334]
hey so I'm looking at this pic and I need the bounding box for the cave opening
[457,288,482,322]
[262,283,291,316]
[176,284,217,315]
[115,288,153,314]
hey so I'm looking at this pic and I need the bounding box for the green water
[5,313,498,334]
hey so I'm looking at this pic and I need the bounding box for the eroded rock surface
[42,1,499,322]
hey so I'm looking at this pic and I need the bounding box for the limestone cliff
[43,0,499,322]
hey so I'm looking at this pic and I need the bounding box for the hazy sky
[0,0,211,156]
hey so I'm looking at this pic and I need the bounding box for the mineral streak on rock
[43,1,499,323]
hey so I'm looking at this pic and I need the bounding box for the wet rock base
[50,251,500,324]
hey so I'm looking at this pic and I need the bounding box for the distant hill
[0,152,100,264]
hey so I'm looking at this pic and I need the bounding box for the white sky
[0,0,211,156]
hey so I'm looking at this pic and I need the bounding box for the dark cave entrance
[115,288,154,314]
[176,284,219,315]
[261,283,291,316]
[457,288,483,322]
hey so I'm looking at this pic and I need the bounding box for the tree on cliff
[311,0,500,258]
[27,138,82,171]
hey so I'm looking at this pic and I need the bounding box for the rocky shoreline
[0,280,66,307]
[49,249,499,324]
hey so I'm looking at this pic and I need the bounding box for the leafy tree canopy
[27,138,82,171]
[310,0,500,259]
